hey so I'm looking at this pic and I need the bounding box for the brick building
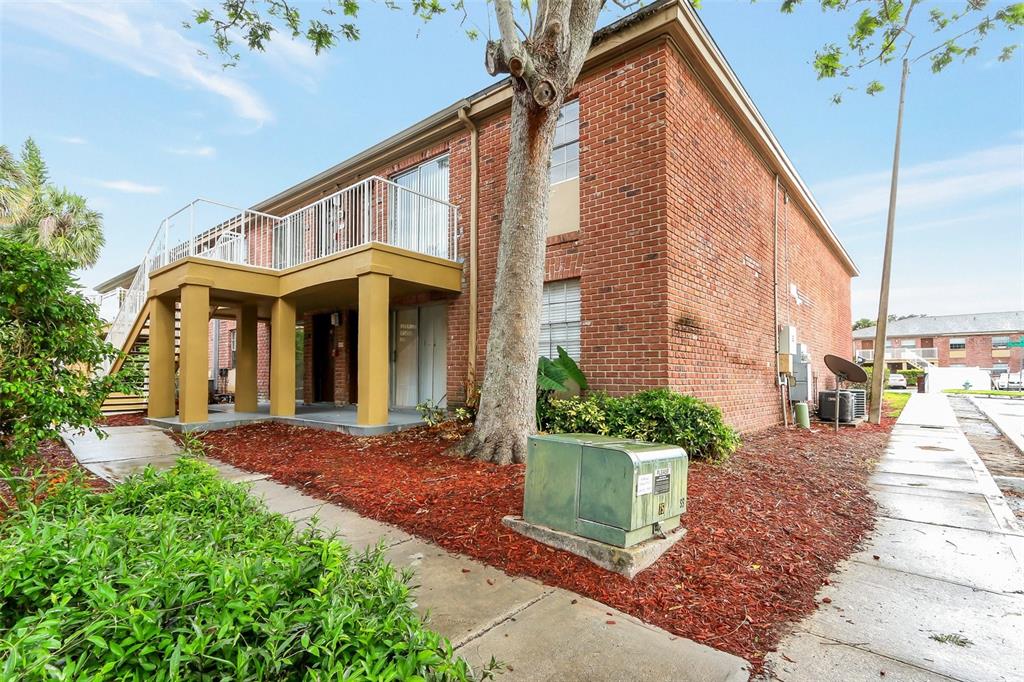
[100,0,857,433]
[853,312,1024,376]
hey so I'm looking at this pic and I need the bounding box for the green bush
[897,368,925,385]
[0,459,480,681]
[0,238,141,464]
[543,388,740,463]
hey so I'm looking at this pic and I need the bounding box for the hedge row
[540,388,740,463]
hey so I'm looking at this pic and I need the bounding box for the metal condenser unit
[523,434,688,548]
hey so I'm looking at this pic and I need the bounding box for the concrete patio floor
[62,424,749,681]
[764,393,1024,682]
[145,402,424,436]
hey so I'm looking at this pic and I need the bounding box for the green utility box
[523,434,688,548]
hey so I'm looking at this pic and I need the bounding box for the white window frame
[949,337,966,350]
[992,336,1010,349]
[549,100,579,185]
[539,278,581,360]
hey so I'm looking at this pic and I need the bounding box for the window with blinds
[539,278,581,360]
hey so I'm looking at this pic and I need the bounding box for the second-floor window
[391,155,450,258]
[550,100,579,184]
[992,336,1010,349]
[900,339,917,348]
[949,338,966,350]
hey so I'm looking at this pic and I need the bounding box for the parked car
[888,374,908,389]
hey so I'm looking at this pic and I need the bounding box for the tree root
[450,427,528,465]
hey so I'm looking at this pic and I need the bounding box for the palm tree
[26,188,105,268]
[0,138,105,268]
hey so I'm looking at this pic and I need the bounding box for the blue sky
[2,0,1022,319]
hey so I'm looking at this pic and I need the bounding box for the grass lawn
[943,389,1024,397]
[884,390,911,418]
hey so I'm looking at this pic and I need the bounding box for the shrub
[0,238,140,465]
[897,368,925,385]
[542,388,740,463]
[0,459,480,681]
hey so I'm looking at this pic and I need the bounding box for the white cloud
[57,135,87,145]
[165,145,216,157]
[95,180,164,194]
[814,143,1024,227]
[4,1,273,125]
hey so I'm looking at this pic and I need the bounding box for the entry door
[311,314,335,403]
[392,308,419,407]
[418,305,448,407]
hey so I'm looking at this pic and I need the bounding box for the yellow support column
[235,303,259,413]
[147,296,176,419]
[178,284,210,424]
[270,298,296,417]
[357,272,390,426]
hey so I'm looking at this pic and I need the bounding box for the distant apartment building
[852,312,1024,375]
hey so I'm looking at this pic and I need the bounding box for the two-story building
[853,312,1024,376]
[98,0,857,434]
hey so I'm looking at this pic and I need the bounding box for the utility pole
[869,57,909,424]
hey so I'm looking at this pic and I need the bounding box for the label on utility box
[654,468,671,494]
[636,473,653,496]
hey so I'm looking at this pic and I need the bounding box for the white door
[418,305,448,407]
[392,308,419,407]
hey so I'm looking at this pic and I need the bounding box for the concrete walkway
[63,424,749,681]
[765,394,1024,682]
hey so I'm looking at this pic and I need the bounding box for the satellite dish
[824,354,868,384]
[823,354,868,432]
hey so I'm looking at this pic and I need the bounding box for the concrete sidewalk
[765,394,1024,682]
[64,424,749,681]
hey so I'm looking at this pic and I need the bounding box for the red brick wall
[661,39,851,432]
[208,318,270,399]
[935,334,1023,371]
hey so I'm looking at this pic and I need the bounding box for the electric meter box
[523,434,688,548]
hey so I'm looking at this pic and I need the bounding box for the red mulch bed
[98,412,147,427]
[199,419,893,666]
[0,440,110,518]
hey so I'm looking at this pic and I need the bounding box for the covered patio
[144,241,460,430]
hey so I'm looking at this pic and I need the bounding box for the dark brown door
[347,310,358,403]
[312,314,335,403]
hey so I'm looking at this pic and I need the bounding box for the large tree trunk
[458,0,604,464]
[459,91,560,464]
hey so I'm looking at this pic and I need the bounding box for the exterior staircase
[100,304,182,414]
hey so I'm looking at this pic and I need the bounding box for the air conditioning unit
[847,389,867,420]
[819,390,855,423]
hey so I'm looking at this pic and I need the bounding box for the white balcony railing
[857,347,938,363]
[103,176,459,361]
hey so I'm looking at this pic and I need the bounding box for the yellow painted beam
[235,303,259,412]
[357,272,390,426]
[147,296,176,419]
[270,298,296,417]
[178,284,210,424]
